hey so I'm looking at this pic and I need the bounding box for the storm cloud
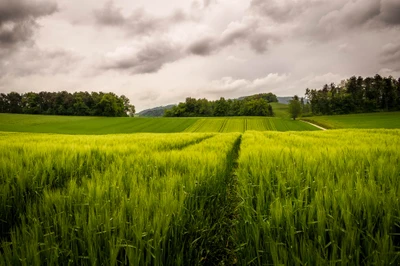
[380,42,400,70]
[0,0,57,49]
[0,0,399,111]
[100,40,183,74]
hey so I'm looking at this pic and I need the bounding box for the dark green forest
[164,93,277,117]
[306,75,400,115]
[0,91,134,117]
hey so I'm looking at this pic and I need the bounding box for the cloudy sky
[0,0,399,111]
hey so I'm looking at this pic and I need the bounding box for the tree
[288,95,302,120]
[213,97,229,116]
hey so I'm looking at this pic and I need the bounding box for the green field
[270,102,290,118]
[185,117,318,132]
[302,111,400,129]
[0,114,198,134]
[0,113,319,134]
[1,130,400,265]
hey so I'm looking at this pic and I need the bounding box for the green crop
[237,130,400,265]
[1,129,399,265]
[185,117,319,132]
[0,132,240,265]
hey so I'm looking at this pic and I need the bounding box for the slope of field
[237,130,400,264]
[270,102,290,118]
[302,111,400,129]
[0,114,198,134]
[185,117,319,132]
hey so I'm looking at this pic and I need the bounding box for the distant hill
[277,97,292,104]
[137,104,175,117]
[139,93,281,117]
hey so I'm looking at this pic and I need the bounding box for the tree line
[305,75,400,115]
[164,93,277,117]
[0,91,135,117]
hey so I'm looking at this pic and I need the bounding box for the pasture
[1,130,400,265]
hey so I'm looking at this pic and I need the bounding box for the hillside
[137,104,175,117]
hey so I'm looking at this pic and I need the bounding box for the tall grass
[237,130,400,265]
[0,132,239,265]
[2,129,400,265]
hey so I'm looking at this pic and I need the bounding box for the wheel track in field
[223,134,242,265]
[219,119,228,132]
[163,134,242,265]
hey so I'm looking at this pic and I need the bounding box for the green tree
[288,95,302,120]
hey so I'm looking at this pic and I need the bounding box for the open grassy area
[302,112,400,129]
[0,113,319,134]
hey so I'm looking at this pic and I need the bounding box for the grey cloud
[250,0,322,22]
[94,1,188,36]
[319,0,381,29]
[248,32,272,54]
[93,1,125,26]
[0,0,57,52]
[102,14,277,76]
[188,18,276,56]
[0,47,82,77]
[187,37,217,55]
[101,41,182,74]
[380,43,400,70]
[380,0,400,25]
[0,21,35,46]
[251,0,399,42]
[0,0,57,24]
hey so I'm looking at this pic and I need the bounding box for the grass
[185,117,319,132]
[0,114,199,134]
[302,111,400,129]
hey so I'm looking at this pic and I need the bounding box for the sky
[0,0,399,111]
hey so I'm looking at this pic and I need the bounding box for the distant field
[0,113,319,134]
[302,111,400,129]
[0,114,198,134]
[270,102,290,118]
[185,117,318,132]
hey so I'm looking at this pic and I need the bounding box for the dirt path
[300,120,327,131]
